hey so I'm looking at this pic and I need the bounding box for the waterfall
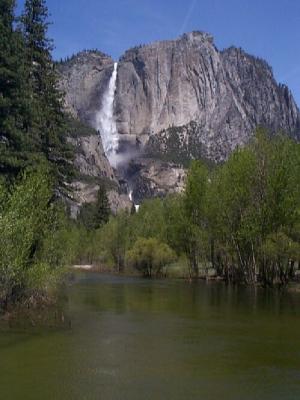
[129,190,140,212]
[95,62,119,167]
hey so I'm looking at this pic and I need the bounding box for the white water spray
[95,62,119,167]
[129,190,133,202]
[129,190,140,212]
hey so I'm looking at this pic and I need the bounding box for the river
[1,272,300,399]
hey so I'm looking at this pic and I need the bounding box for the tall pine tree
[0,0,33,180]
[95,185,110,227]
[20,0,73,190]
[78,185,110,230]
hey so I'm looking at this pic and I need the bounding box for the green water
[1,273,300,400]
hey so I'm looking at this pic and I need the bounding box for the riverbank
[70,264,300,290]
[70,264,145,277]
[0,295,68,330]
[70,264,228,284]
[0,278,69,326]
[3,265,300,325]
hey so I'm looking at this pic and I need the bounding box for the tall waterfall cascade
[95,62,119,167]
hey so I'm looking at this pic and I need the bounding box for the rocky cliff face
[58,50,114,125]
[58,32,300,203]
[64,120,132,217]
[59,53,132,214]
[115,31,300,161]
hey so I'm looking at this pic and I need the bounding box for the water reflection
[1,272,300,400]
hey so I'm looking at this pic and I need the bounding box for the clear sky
[16,0,300,106]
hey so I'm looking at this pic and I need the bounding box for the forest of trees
[75,131,300,287]
[0,0,299,313]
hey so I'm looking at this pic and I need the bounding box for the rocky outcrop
[69,180,132,217]
[66,123,131,217]
[58,50,114,125]
[69,134,116,182]
[115,31,300,161]
[107,190,133,214]
[125,158,186,203]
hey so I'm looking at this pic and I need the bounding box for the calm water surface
[1,272,300,400]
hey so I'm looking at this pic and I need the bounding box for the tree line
[74,130,300,287]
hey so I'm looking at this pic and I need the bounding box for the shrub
[126,238,176,277]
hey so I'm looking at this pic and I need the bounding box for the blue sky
[17,0,300,106]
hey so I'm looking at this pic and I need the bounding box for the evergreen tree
[0,0,33,179]
[20,0,74,188]
[94,185,110,228]
[78,186,110,230]
[21,0,52,91]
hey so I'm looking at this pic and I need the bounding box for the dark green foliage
[78,203,98,231]
[78,186,110,230]
[66,116,100,138]
[0,0,74,188]
[95,185,110,226]
[0,0,36,179]
[20,0,74,188]
[146,122,213,168]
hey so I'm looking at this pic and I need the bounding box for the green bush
[126,238,176,277]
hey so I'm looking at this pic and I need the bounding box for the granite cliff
[115,32,299,162]
[58,32,300,204]
[63,119,131,216]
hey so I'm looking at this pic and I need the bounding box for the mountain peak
[181,30,214,43]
